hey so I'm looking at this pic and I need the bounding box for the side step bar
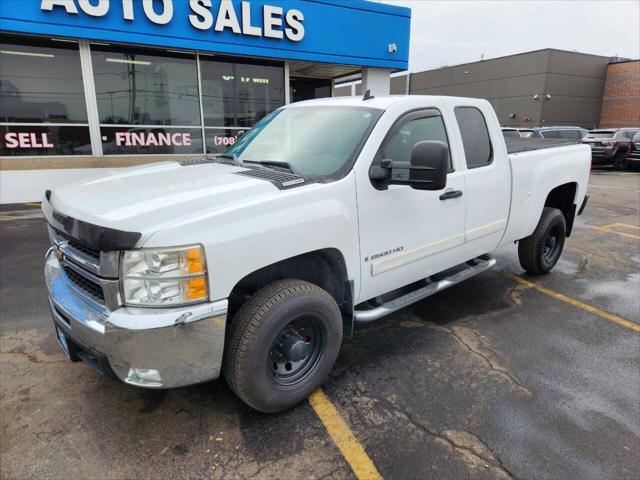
[353,254,497,323]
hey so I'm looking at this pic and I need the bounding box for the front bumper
[45,251,228,388]
[590,149,615,163]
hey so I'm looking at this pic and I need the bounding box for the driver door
[356,109,467,302]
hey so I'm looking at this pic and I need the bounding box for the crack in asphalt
[430,325,533,396]
[369,393,519,480]
[505,283,525,307]
[567,245,617,264]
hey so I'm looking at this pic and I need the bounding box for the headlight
[121,245,208,306]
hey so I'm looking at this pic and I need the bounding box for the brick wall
[600,60,640,128]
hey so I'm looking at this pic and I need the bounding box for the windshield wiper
[242,160,301,175]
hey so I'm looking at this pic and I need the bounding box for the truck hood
[48,161,284,243]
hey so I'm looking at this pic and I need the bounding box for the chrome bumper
[45,251,228,388]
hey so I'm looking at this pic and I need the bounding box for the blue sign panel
[0,0,411,70]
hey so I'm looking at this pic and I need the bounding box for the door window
[455,107,493,168]
[381,113,452,180]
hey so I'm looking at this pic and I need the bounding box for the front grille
[47,221,119,310]
[65,237,100,261]
[62,265,105,303]
[67,239,100,260]
[49,226,101,261]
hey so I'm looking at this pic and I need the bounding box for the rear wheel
[223,279,342,413]
[518,207,566,275]
[613,152,628,171]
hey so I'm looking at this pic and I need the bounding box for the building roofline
[412,48,622,75]
[607,58,640,65]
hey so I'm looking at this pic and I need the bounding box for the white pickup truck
[43,95,590,412]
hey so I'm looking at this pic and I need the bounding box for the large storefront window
[91,44,201,155]
[200,56,284,154]
[0,35,91,156]
[1,36,286,157]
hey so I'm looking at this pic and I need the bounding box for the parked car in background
[583,128,639,170]
[523,126,588,140]
[625,131,640,169]
[517,128,536,138]
[501,128,522,138]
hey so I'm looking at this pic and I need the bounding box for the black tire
[223,279,342,413]
[518,207,566,275]
[613,152,628,171]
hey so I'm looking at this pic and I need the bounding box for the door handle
[439,189,463,201]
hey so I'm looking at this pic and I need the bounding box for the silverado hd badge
[365,246,404,262]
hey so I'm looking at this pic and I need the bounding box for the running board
[353,254,496,323]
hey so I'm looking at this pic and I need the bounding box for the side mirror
[368,140,449,190]
[408,141,448,190]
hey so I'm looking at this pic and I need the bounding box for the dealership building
[0,0,410,203]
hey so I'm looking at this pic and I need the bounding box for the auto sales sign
[0,0,410,70]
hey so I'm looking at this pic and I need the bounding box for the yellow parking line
[309,389,382,480]
[598,223,640,231]
[594,223,640,240]
[506,273,640,332]
[0,214,34,222]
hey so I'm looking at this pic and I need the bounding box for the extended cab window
[381,113,452,180]
[455,107,492,168]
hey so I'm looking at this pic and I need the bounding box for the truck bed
[501,141,591,247]
[505,138,580,154]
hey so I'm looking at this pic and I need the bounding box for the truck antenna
[363,89,375,101]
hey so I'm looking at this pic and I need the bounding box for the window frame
[0,34,95,157]
[198,53,286,155]
[0,35,89,125]
[454,106,494,170]
[372,107,455,180]
[90,43,201,128]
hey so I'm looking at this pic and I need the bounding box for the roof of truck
[287,95,490,110]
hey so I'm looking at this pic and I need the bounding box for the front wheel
[518,207,566,275]
[223,279,342,413]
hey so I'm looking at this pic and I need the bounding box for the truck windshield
[225,106,380,179]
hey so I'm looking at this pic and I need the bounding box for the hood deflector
[42,191,142,251]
